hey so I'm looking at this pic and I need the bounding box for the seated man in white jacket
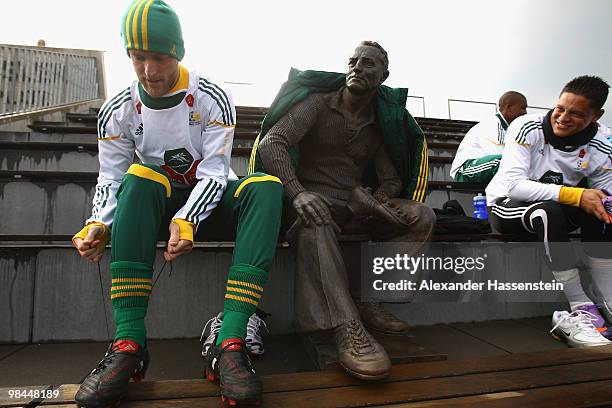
[486,76,612,348]
[450,91,527,185]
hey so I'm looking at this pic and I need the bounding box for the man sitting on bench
[450,91,528,185]
[251,41,436,380]
[71,1,283,405]
[486,76,612,348]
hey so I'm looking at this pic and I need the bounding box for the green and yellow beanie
[121,0,185,60]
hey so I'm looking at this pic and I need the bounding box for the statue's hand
[293,191,333,226]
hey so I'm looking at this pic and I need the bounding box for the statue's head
[345,41,389,95]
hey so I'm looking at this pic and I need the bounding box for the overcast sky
[2,0,611,121]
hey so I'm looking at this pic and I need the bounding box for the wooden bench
[1,346,611,407]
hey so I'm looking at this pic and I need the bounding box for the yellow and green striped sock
[110,261,152,348]
[217,264,266,345]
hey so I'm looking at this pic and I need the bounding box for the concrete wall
[0,182,95,235]
[0,243,566,344]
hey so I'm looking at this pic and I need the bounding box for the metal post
[40,52,48,107]
[33,52,41,109]
[0,47,6,115]
[65,55,72,103]
[26,49,35,110]
[49,53,58,106]
[60,54,67,105]
[14,49,25,113]
[4,48,14,114]
[9,49,17,112]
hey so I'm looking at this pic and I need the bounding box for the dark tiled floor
[0,317,564,387]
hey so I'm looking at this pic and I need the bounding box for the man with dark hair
[71,1,283,406]
[450,91,528,185]
[250,41,436,380]
[486,75,612,347]
[562,76,609,111]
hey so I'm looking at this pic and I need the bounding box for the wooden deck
[2,346,612,407]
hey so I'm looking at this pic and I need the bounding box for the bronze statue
[256,41,435,380]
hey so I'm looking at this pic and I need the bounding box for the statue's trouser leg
[349,199,436,298]
[111,164,182,347]
[198,173,284,344]
[291,221,360,332]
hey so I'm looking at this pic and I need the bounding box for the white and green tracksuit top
[486,113,612,206]
[450,112,509,179]
[88,67,237,229]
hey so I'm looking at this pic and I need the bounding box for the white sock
[552,268,593,310]
[584,256,612,304]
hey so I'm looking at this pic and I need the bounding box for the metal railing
[0,44,105,116]
[407,95,426,117]
[448,98,497,120]
[448,98,551,121]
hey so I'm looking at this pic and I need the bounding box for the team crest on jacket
[185,94,194,107]
[161,148,201,186]
[575,149,589,170]
[189,111,201,126]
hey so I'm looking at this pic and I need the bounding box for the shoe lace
[383,201,407,218]
[345,319,375,354]
[550,310,600,335]
[363,302,401,322]
[91,345,121,374]
[246,314,268,342]
[200,314,223,342]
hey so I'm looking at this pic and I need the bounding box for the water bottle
[473,193,488,220]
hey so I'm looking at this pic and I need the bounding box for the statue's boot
[333,318,391,380]
[356,301,411,335]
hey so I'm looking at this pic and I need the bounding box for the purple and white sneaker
[576,304,612,340]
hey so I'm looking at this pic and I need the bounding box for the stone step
[0,177,481,235]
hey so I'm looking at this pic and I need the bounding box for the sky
[1,0,611,122]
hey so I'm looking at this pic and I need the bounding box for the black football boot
[205,337,262,406]
[75,339,149,408]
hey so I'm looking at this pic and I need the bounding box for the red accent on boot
[221,338,243,351]
[111,339,140,353]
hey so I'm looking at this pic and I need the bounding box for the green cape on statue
[248,68,429,202]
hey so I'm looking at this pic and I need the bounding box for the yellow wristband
[72,222,110,252]
[173,219,195,243]
[559,186,585,207]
